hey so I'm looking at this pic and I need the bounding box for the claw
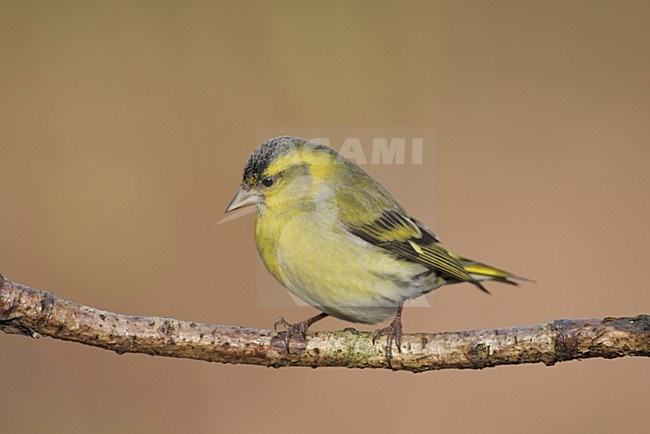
[371,329,382,345]
[274,316,289,331]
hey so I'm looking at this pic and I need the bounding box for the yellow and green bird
[226,136,528,361]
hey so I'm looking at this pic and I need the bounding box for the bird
[225,136,529,363]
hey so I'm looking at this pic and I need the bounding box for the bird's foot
[271,313,328,354]
[372,315,403,366]
[273,316,310,353]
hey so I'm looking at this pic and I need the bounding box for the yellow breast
[254,202,431,324]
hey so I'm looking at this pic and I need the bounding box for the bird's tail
[454,255,534,287]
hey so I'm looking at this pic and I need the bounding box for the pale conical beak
[225,185,259,213]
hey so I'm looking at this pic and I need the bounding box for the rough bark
[1,275,648,372]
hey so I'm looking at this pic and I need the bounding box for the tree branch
[1,275,648,372]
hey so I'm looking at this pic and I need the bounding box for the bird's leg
[372,303,404,366]
[273,312,329,353]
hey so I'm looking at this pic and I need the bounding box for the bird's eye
[261,176,274,187]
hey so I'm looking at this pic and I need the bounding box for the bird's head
[225,136,340,213]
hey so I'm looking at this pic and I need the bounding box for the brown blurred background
[1,1,648,433]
